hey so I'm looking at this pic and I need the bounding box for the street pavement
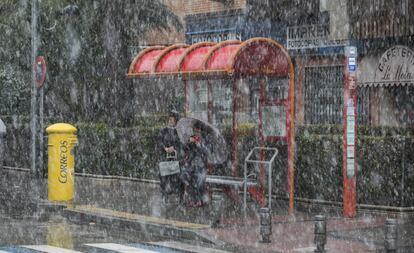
[1,168,414,253]
[0,242,232,253]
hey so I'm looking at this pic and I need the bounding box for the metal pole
[243,159,247,216]
[39,85,44,176]
[268,162,271,209]
[401,137,406,207]
[30,0,39,176]
[314,215,327,253]
[211,193,223,228]
[259,208,272,243]
[385,218,397,253]
[343,46,358,218]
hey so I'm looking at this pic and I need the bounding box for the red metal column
[343,46,358,218]
[184,80,189,117]
[207,81,213,124]
[231,78,239,177]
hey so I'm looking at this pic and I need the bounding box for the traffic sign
[34,56,47,87]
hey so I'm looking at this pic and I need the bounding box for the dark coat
[157,126,183,196]
[182,142,208,171]
[180,141,209,204]
[156,127,182,161]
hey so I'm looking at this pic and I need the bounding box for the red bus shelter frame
[127,37,296,214]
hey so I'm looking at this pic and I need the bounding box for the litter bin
[0,119,6,170]
[46,123,77,202]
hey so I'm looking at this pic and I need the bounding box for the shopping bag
[159,161,180,176]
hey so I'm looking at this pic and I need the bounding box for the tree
[0,0,182,123]
[0,0,31,116]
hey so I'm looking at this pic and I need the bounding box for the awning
[127,37,291,78]
[358,81,414,88]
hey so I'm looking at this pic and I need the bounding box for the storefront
[286,22,350,125]
[357,45,414,126]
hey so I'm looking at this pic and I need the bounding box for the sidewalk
[71,174,414,253]
[2,168,413,253]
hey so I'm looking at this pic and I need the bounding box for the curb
[62,208,218,245]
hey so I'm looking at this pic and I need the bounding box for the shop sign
[345,98,356,179]
[190,32,241,44]
[287,23,348,50]
[348,57,356,72]
[375,45,414,83]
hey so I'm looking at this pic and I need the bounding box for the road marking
[72,205,209,229]
[293,246,316,252]
[21,245,83,253]
[85,243,158,253]
[149,241,232,253]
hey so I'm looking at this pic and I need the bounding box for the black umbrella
[176,117,227,165]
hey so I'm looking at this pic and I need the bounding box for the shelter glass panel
[212,80,233,129]
[262,105,286,137]
[266,77,289,102]
[235,78,260,126]
[188,80,208,121]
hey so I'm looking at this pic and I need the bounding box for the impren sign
[286,23,348,50]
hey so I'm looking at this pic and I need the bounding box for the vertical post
[343,46,358,218]
[30,0,39,176]
[401,137,406,207]
[243,158,247,216]
[385,218,397,253]
[211,193,223,228]
[259,208,272,243]
[314,215,327,253]
[39,86,44,176]
[183,80,189,116]
[287,54,295,215]
[231,78,239,177]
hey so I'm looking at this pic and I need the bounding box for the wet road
[0,213,229,253]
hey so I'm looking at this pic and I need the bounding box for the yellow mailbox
[46,123,77,202]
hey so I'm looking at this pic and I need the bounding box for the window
[304,65,344,124]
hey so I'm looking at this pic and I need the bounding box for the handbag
[159,161,180,176]
[159,151,180,176]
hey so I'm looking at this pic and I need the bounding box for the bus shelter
[127,38,295,213]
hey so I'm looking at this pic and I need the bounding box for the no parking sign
[34,56,47,87]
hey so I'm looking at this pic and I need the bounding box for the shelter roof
[127,37,291,78]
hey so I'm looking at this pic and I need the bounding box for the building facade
[350,0,414,126]
[135,0,414,127]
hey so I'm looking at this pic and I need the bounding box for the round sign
[34,56,47,87]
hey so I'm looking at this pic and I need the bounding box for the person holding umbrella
[180,122,210,207]
[175,117,228,207]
